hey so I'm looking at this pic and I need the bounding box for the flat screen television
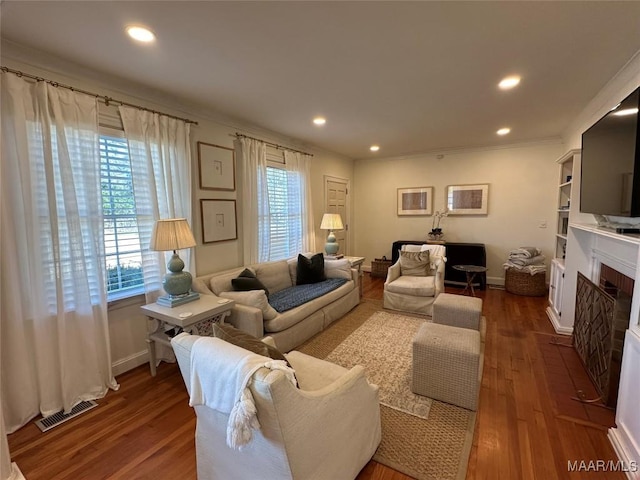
[580,86,640,218]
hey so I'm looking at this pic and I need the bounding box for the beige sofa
[192,257,360,352]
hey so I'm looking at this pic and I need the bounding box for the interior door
[325,177,349,255]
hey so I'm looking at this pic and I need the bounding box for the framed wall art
[200,199,238,243]
[446,184,489,215]
[198,142,235,191]
[397,187,434,216]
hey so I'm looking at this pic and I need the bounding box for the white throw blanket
[189,337,297,450]
[509,254,546,266]
[508,247,541,258]
[505,246,546,275]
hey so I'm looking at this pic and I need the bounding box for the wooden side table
[140,294,235,376]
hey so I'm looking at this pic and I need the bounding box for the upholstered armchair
[383,244,446,316]
[171,332,381,480]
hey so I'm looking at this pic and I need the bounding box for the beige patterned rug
[298,300,475,480]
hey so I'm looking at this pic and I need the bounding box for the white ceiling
[2,1,640,159]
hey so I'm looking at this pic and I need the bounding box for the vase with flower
[428,210,448,241]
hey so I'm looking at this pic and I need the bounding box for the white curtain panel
[118,106,193,298]
[283,150,316,254]
[238,137,270,264]
[1,74,118,433]
[119,107,192,364]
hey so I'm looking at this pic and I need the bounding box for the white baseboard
[608,427,640,479]
[545,306,573,335]
[112,350,148,377]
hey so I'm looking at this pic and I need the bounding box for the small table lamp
[320,213,344,256]
[150,218,199,307]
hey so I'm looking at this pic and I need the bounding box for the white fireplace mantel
[562,222,640,474]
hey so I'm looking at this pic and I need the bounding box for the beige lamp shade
[320,213,344,231]
[150,218,196,252]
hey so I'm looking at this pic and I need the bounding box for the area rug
[298,300,475,480]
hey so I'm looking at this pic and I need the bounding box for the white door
[324,177,349,255]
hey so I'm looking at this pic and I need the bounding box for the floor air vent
[35,400,98,432]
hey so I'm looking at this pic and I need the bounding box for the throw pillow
[231,268,270,297]
[212,323,289,365]
[400,250,430,276]
[324,258,352,280]
[219,290,278,321]
[296,253,326,285]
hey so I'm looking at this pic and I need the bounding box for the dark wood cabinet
[391,240,487,289]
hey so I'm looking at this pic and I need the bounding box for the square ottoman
[433,292,482,330]
[412,322,481,411]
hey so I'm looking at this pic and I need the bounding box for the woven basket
[505,268,547,296]
[371,258,392,278]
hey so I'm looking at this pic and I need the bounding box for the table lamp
[320,213,344,256]
[150,218,199,307]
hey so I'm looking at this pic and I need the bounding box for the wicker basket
[371,258,392,278]
[505,268,547,296]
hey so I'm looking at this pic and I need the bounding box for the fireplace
[573,265,633,408]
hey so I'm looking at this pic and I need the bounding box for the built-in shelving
[547,149,581,328]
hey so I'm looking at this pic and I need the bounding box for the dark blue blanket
[269,278,348,313]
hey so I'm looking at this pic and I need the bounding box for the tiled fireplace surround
[562,223,640,475]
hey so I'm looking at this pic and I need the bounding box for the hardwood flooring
[8,274,624,479]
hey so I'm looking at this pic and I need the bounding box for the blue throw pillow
[296,253,326,285]
[231,268,269,297]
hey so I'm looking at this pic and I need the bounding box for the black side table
[452,265,489,297]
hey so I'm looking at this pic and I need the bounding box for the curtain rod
[0,66,198,126]
[234,133,314,157]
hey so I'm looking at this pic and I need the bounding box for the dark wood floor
[8,274,623,479]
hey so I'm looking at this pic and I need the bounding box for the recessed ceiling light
[370,145,380,152]
[612,107,639,117]
[126,25,156,43]
[313,117,326,126]
[497,128,511,136]
[498,76,521,90]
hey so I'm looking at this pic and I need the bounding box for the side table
[140,294,235,376]
[344,256,365,297]
[452,265,489,297]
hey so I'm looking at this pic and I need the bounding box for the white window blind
[265,166,303,261]
[99,130,145,300]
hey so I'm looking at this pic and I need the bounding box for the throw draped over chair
[171,333,381,480]
[383,244,446,316]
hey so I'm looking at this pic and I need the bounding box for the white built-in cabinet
[546,149,581,328]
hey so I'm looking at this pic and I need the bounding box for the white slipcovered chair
[383,244,447,316]
[171,332,381,480]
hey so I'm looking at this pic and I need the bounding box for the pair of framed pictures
[397,184,489,216]
[198,142,237,243]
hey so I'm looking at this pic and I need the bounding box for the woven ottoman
[412,322,481,410]
[433,293,482,330]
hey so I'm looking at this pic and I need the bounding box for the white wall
[353,142,564,284]
[3,43,354,375]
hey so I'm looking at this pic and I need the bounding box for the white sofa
[171,332,381,480]
[191,257,360,352]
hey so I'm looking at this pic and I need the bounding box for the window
[264,165,303,261]
[99,130,144,300]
